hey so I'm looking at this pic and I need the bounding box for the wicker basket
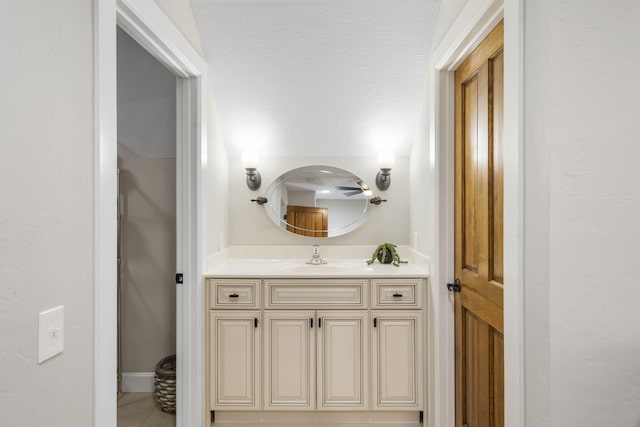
[154,355,176,413]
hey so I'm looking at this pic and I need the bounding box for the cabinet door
[263,310,316,410]
[316,311,369,410]
[372,311,423,409]
[209,311,260,410]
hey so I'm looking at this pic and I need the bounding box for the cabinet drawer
[208,279,260,309]
[265,280,368,309]
[372,279,422,309]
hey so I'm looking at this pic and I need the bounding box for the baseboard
[213,411,421,424]
[121,372,155,393]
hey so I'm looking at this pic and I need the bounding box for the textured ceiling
[192,0,439,157]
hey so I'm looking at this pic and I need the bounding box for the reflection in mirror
[264,166,373,238]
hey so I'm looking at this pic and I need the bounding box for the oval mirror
[264,165,373,238]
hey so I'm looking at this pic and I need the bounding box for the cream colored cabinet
[372,310,423,410]
[209,311,261,410]
[263,310,369,411]
[207,277,426,421]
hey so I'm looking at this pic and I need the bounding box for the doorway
[453,20,504,427]
[116,27,177,427]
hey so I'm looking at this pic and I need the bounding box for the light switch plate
[38,306,64,363]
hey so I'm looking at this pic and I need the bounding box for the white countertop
[205,258,429,278]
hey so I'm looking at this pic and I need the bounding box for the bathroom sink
[279,263,351,274]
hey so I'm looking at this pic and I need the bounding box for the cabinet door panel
[209,311,260,410]
[372,311,423,409]
[263,310,316,410]
[317,311,369,410]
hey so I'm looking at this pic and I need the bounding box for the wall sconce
[375,152,394,191]
[243,152,261,191]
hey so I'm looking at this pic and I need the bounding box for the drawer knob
[229,293,239,298]
[392,293,403,298]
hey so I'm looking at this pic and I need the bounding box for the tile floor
[117,393,175,427]
[117,393,422,427]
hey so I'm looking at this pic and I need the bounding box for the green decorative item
[367,243,408,267]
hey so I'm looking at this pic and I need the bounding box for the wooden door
[316,311,369,410]
[454,20,504,427]
[209,311,261,410]
[263,310,316,410]
[286,205,328,237]
[371,311,423,409]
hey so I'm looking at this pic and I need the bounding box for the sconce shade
[377,152,395,170]
[242,151,259,169]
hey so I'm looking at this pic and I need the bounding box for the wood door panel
[456,22,504,80]
[455,20,504,427]
[460,307,504,427]
[463,310,490,427]
[491,330,504,427]
[489,50,504,285]
[462,75,480,274]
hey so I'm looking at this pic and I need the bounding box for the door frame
[95,1,208,426]
[428,0,524,426]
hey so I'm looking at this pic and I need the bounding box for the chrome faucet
[306,244,327,265]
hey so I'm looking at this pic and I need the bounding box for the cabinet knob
[229,293,239,298]
[392,293,403,298]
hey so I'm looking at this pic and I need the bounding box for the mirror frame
[263,165,374,238]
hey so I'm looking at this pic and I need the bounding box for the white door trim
[428,0,524,426]
[95,1,208,426]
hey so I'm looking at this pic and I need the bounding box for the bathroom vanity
[204,257,429,424]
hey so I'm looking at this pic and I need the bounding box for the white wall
[432,0,470,46]
[317,199,366,237]
[153,0,205,56]
[0,2,94,426]
[117,28,177,158]
[525,1,640,425]
[206,87,229,253]
[118,145,176,373]
[409,70,436,256]
[288,190,316,208]
[228,156,410,246]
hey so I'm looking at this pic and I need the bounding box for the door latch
[447,279,461,293]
